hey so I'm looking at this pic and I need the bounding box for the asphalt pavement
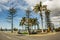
[0,31,60,40]
[0,31,24,40]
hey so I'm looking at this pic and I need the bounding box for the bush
[31,30,37,34]
[22,32,28,34]
[55,27,60,32]
[13,28,18,31]
[55,29,60,32]
[18,31,28,34]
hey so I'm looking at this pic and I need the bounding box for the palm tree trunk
[26,9,31,34]
[37,23,40,30]
[27,27,30,34]
[28,18,31,34]
[28,15,30,35]
[40,12,44,33]
[11,15,13,33]
[45,11,51,32]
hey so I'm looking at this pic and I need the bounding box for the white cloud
[50,16,60,27]
[0,0,10,11]
[43,0,60,26]
[8,0,27,10]
[43,0,60,10]
[0,4,10,10]
[24,0,40,6]
[0,8,2,11]
[0,0,27,12]
[24,0,60,12]
[0,0,60,27]
[15,5,27,10]
[24,0,47,6]
[51,17,60,22]
[0,0,9,3]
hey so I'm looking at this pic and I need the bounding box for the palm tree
[36,20,39,30]
[45,10,51,32]
[25,9,31,34]
[33,1,51,32]
[20,17,33,34]
[20,17,26,30]
[33,2,44,33]
[32,18,39,30]
[42,5,51,32]
[7,7,16,33]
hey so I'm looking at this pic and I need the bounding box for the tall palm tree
[25,9,31,34]
[8,7,16,33]
[33,2,44,33]
[45,10,51,32]
[20,8,31,35]
[42,5,51,32]
[43,5,51,32]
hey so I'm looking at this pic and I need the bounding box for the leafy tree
[7,7,16,33]
[20,17,31,34]
[0,27,3,31]
[5,28,7,31]
[20,17,39,33]
[32,18,39,30]
[20,17,26,30]
[13,28,18,31]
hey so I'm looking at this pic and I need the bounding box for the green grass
[21,32,28,34]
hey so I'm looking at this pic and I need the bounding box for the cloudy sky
[0,0,60,29]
